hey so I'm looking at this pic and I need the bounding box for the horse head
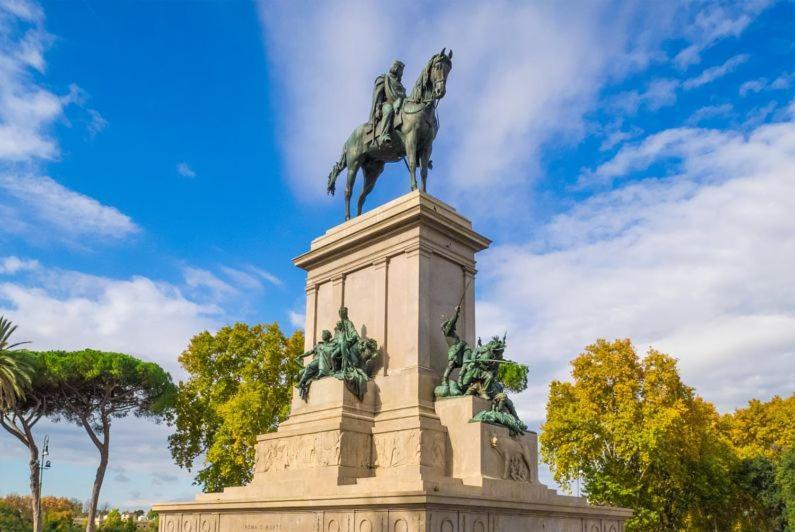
[409,48,453,103]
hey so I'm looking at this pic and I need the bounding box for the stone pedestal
[154,192,631,531]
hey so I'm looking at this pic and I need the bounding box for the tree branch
[80,414,104,451]
[0,416,30,446]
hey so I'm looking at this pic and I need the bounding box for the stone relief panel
[419,430,446,470]
[161,514,180,532]
[323,511,351,532]
[354,510,385,532]
[388,511,422,532]
[373,429,421,468]
[459,513,488,532]
[181,514,198,532]
[488,431,535,482]
[586,520,603,532]
[198,513,218,532]
[255,430,371,474]
[428,511,457,532]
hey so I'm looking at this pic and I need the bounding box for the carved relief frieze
[373,429,421,468]
[255,430,370,474]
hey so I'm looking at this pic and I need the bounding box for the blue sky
[1,0,794,511]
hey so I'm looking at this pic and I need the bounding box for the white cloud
[258,1,687,218]
[0,264,220,373]
[0,0,43,23]
[87,108,108,137]
[245,265,282,287]
[0,255,38,274]
[685,103,733,125]
[0,174,139,240]
[259,2,770,220]
[219,265,282,291]
[682,53,749,90]
[176,162,196,178]
[183,267,238,300]
[771,72,793,90]
[0,258,231,505]
[182,264,282,303]
[0,415,196,510]
[582,127,740,187]
[288,310,305,329]
[739,78,768,96]
[673,1,771,68]
[740,72,795,95]
[479,110,795,419]
[0,3,63,161]
[0,1,138,245]
[611,78,680,114]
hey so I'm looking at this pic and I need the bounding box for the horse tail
[327,148,347,195]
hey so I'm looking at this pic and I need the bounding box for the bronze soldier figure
[296,330,336,400]
[369,60,406,147]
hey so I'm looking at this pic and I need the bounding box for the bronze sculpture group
[296,306,378,401]
[297,302,527,436]
[435,305,528,436]
[313,48,527,436]
[327,49,453,220]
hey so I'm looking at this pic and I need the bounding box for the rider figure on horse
[369,60,406,147]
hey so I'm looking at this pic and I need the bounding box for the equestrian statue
[327,49,453,220]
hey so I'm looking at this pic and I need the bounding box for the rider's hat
[392,59,405,69]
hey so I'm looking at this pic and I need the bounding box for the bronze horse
[327,49,453,220]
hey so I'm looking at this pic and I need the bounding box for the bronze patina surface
[327,49,453,220]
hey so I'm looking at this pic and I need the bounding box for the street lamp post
[38,435,51,526]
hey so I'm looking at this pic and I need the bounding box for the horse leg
[420,145,432,193]
[357,161,384,216]
[404,132,418,191]
[344,160,360,221]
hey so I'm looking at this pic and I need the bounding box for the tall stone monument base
[154,192,630,531]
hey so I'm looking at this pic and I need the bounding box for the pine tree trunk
[28,442,41,532]
[84,416,110,532]
[85,446,108,532]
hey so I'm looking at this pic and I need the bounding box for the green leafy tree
[0,316,32,410]
[168,323,304,492]
[98,508,135,532]
[47,350,176,532]
[0,353,59,532]
[146,509,159,531]
[42,496,83,531]
[776,446,795,530]
[723,394,795,460]
[721,394,795,530]
[0,499,31,532]
[497,361,529,393]
[728,455,786,531]
[540,339,737,530]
